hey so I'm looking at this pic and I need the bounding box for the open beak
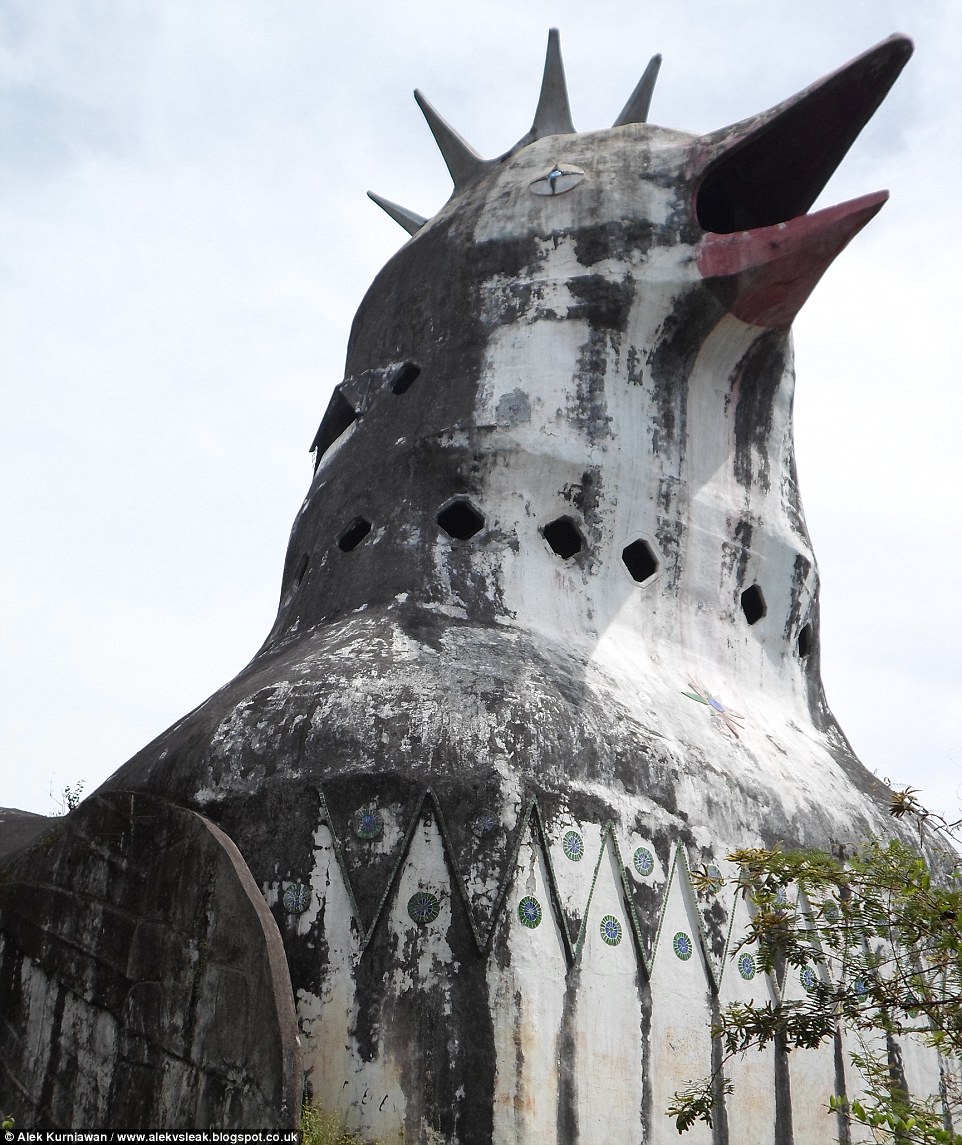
[695,35,913,328]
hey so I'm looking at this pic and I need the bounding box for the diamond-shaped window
[338,517,372,552]
[622,538,658,583]
[542,516,584,559]
[437,498,484,540]
[740,584,767,625]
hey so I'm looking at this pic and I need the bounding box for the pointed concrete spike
[367,191,427,236]
[413,89,487,190]
[613,54,662,127]
[530,28,576,138]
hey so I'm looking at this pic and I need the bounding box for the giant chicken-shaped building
[2,29,949,1145]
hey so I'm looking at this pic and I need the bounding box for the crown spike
[612,54,662,127]
[367,191,427,236]
[530,28,576,138]
[413,89,488,190]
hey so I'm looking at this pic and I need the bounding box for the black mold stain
[573,219,656,267]
[556,967,580,1145]
[648,291,725,465]
[730,330,788,493]
[566,274,634,331]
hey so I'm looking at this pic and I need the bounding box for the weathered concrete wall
[0,792,301,1130]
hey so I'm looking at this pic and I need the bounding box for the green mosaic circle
[352,807,383,841]
[738,952,756,980]
[282,882,312,914]
[672,931,693,961]
[518,896,542,929]
[407,891,440,925]
[600,915,623,946]
[633,847,654,877]
[562,830,585,862]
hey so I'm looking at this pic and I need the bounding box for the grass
[300,1100,401,1145]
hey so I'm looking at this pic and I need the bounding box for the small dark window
[437,498,484,540]
[293,553,309,587]
[310,387,358,467]
[338,517,372,552]
[740,584,767,625]
[622,539,658,583]
[390,361,421,395]
[797,623,813,658]
[543,517,584,560]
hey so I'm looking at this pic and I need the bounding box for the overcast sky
[2,0,960,823]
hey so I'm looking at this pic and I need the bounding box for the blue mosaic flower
[800,966,818,992]
[352,807,383,841]
[673,931,693,961]
[633,847,654,878]
[562,830,585,862]
[407,890,440,925]
[518,896,542,929]
[738,952,756,980]
[282,882,312,914]
[472,810,498,838]
[600,915,623,946]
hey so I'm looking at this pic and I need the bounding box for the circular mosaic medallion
[822,900,841,922]
[774,886,789,906]
[853,976,869,997]
[282,882,312,914]
[673,931,693,961]
[471,810,498,838]
[633,847,655,877]
[600,915,623,946]
[407,890,440,926]
[800,966,818,992]
[562,830,585,862]
[352,807,383,841]
[738,952,756,980]
[518,896,543,929]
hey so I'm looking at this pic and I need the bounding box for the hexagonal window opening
[293,553,310,587]
[390,361,421,395]
[337,516,372,552]
[797,622,814,658]
[437,498,485,540]
[622,538,658,583]
[740,583,767,625]
[542,516,584,560]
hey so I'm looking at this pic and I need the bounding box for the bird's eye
[530,163,585,196]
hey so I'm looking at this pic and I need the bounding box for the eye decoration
[529,163,586,197]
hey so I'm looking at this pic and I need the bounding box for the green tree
[670,790,962,1143]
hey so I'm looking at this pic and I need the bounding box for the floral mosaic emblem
[800,965,818,992]
[822,900,841,922]
[407,890,440,925]
[633,847,655,877]
[673,931,693,961]
[562,830,585,862]
[352,807,383,841]
[600,915,623,946]
[282,882,312,914]
[738,952,756,980]
[518,896,543,929]
[682,677,745,739]
[471,810,498,838]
